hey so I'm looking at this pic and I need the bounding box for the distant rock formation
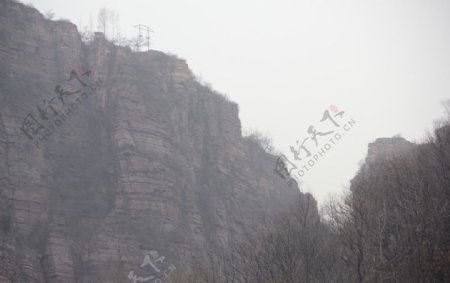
[366,137,415,164]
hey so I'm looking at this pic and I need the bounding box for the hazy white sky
[28,0,450,204]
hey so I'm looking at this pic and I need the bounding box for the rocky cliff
[366,137,415,164]
[0,0,304,282]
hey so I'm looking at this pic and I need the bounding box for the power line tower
[134,24,153,52]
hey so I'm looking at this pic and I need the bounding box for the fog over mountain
[0,0,449,282]
[26,0,450,203]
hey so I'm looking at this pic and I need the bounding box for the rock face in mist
[0,1,303,282]
[352,136,417,187]
[365,136,416,166]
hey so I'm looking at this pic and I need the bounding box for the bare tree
[97,8,120,41]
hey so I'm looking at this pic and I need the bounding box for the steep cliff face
[0,1,303,282]
[351,136,432,195]
[366,137,415,164]
[356,137,416,179]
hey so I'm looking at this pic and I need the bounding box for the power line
[133,24,153,52]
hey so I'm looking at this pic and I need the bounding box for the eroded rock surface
[0,1,304,282]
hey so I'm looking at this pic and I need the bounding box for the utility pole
[133,24,153,52]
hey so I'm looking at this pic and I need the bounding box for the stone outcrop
[0,0,304,282]
[366,137,415,164]
[351,136,416,190]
